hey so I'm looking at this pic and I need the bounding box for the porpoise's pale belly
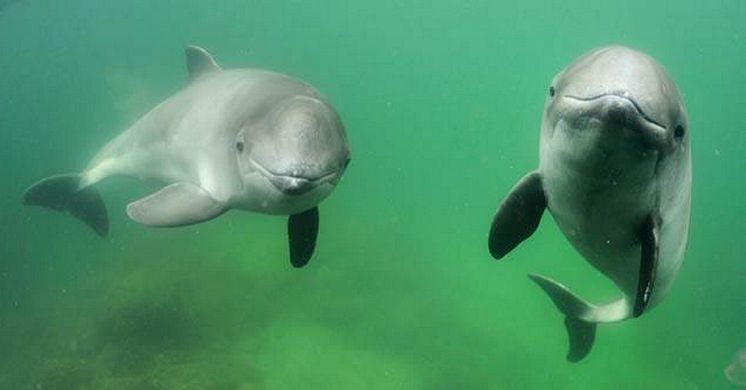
[539,126,660,298]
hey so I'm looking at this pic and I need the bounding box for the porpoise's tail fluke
[528,273,629,362]
[22,174,109,237]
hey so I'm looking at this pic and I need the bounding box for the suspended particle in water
[725,349,746,387]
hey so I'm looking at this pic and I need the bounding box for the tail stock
[528,273,629,362]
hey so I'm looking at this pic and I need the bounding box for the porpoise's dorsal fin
[185,45,221,82]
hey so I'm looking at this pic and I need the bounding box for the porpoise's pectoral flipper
[127,182,225,227]
[22,174,109,237]
[634,213,660,317]
[488,171,546,259]
[287,207,319,268]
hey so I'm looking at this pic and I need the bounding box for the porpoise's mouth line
[270,171,338,183]
[565,93,667,130]
[249,159,338,183]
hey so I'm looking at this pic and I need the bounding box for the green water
[1,0,744,388]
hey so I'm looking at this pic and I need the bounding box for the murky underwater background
[1,0,745,388]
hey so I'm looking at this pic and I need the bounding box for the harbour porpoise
[23,46,351,268]
[487,46,691,361]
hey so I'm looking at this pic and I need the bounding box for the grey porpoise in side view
[23,46,351,268]
[487,46,691,361]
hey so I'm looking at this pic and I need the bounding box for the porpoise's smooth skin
[488,46,691,361]
[23,46,351,267]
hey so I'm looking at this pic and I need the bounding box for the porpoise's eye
[236,141,244,152]
[549,86,556,97]
[674,125,685,139]
[344,157,351,169]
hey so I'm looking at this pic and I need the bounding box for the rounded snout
[246,154,347,198]
[564,93,670,149]
[605,97,636,125]
[269,175,315,196]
